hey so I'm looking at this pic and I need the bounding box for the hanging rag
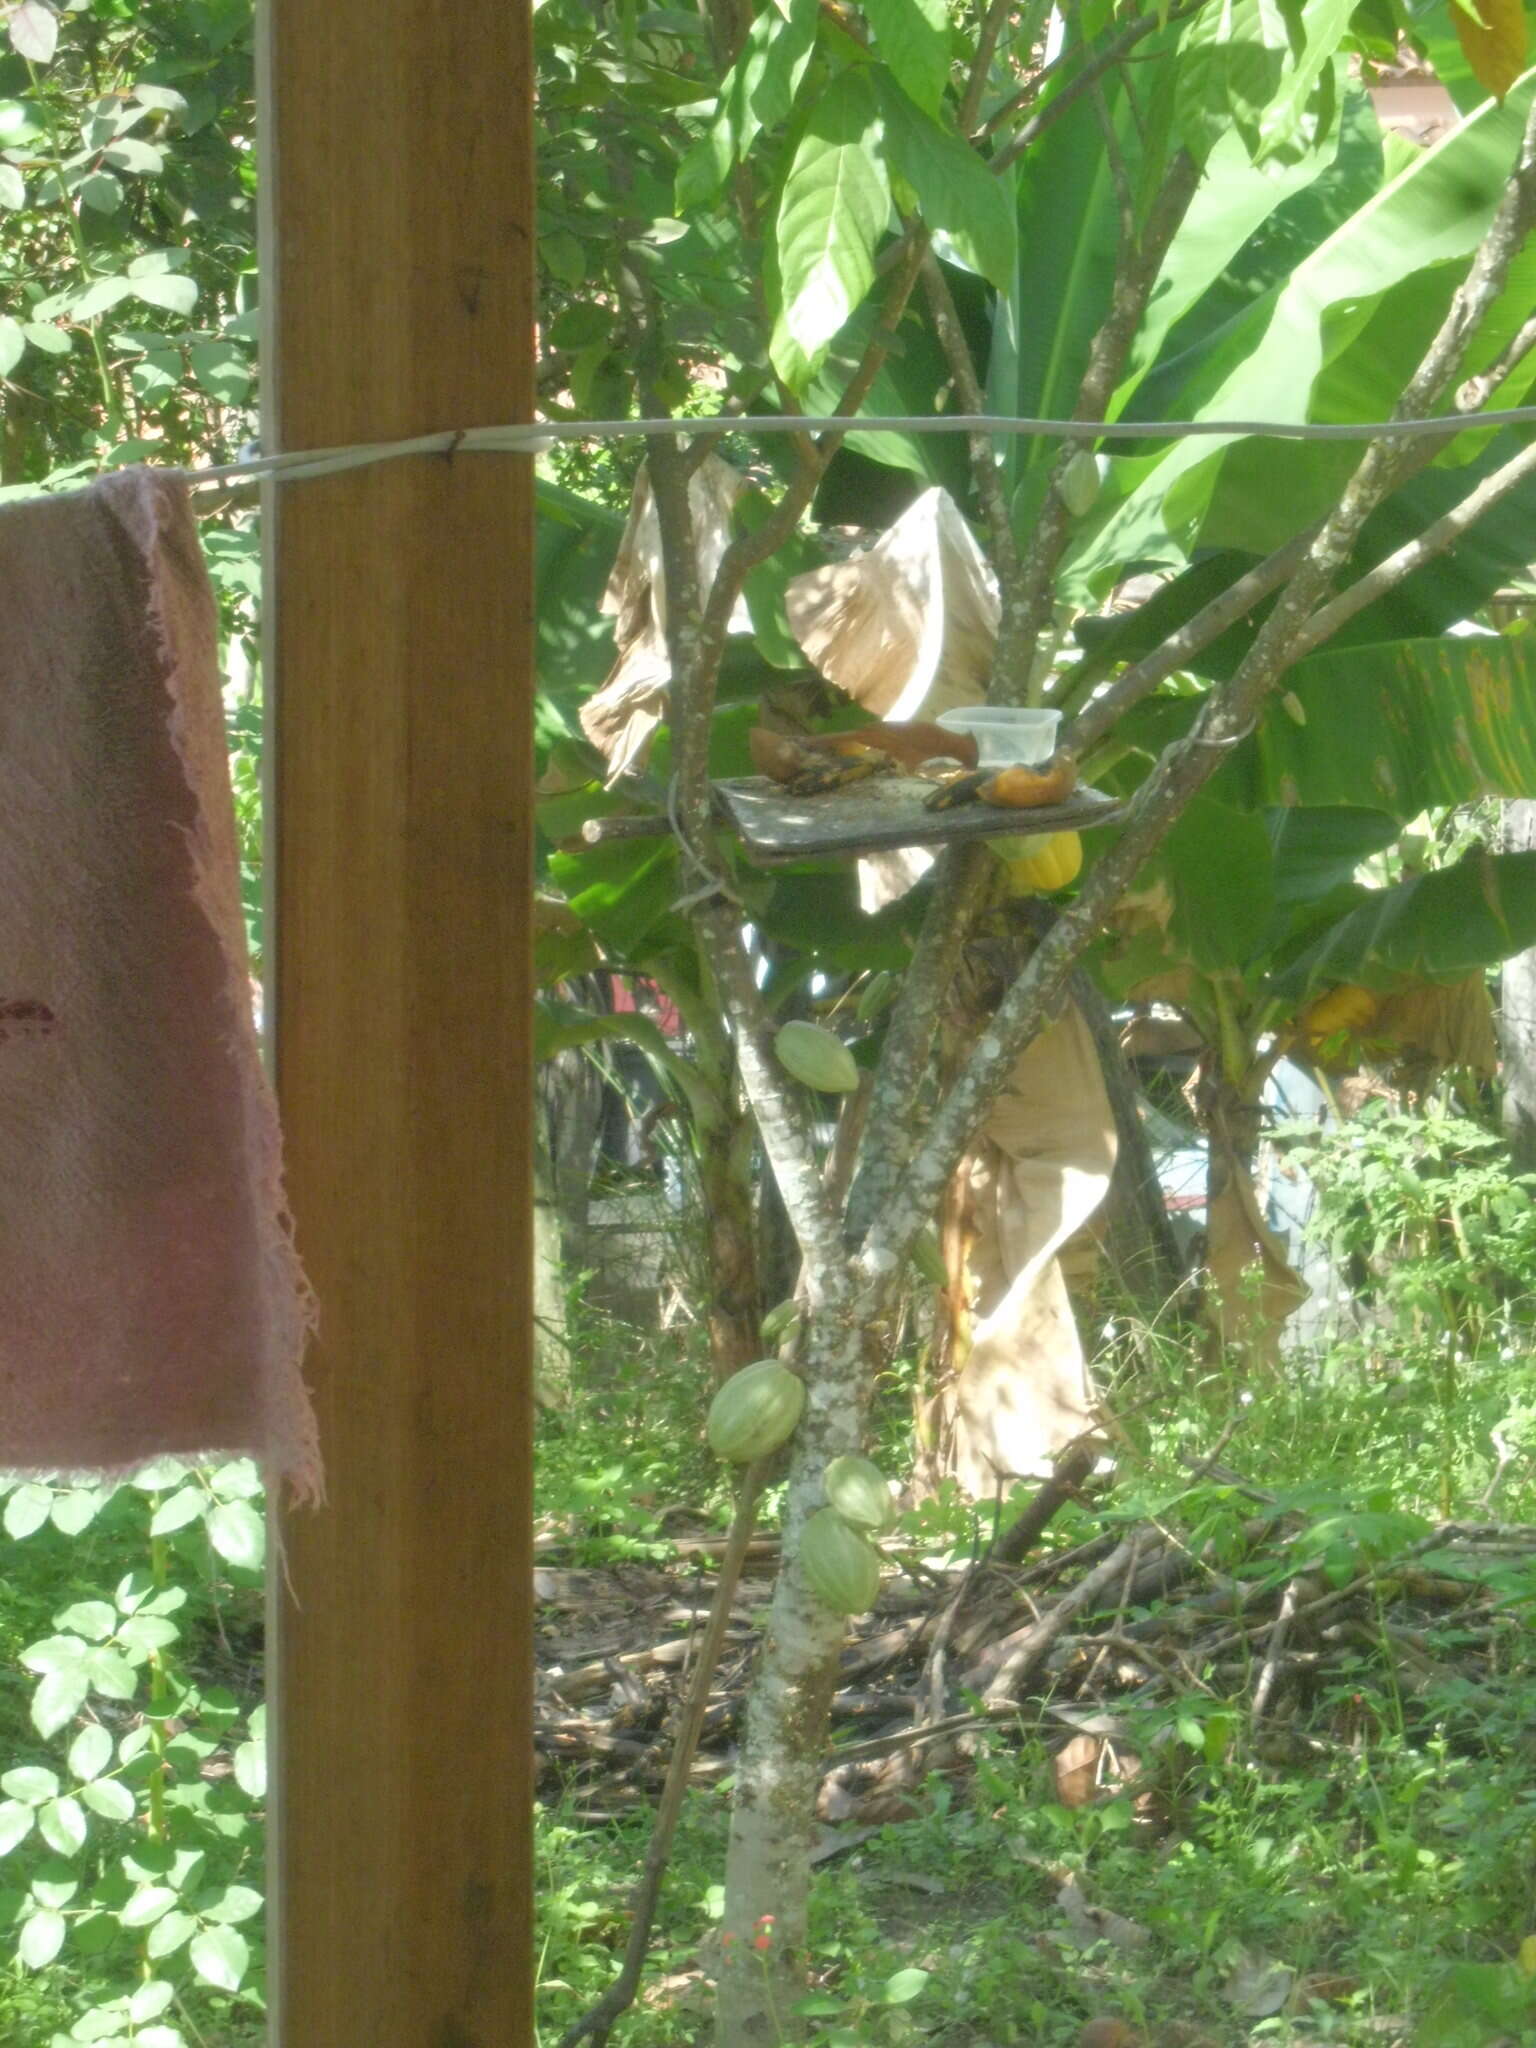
[0,469,320,1499]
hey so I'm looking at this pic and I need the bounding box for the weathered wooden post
[261,1,535,2038]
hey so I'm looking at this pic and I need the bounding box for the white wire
[181,403,1536,490]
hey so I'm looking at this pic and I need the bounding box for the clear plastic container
[935,706,1062,768]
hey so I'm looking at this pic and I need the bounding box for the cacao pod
[760,1297,802,1347]
[856,970,895,1025]
[801,1506,882,1616]
[993,830,1083,895]
[1057,448,1102,518]
[824,1454,897,1534]
[774,1019,860,1094]
[706,1359,805,1462]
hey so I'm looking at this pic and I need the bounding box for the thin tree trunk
[717,1319,869,2043]
[533,1128,572,1408]
[1501,800,1536,1173]
[698,1105,762,1381]
[1073,972,1185,1312]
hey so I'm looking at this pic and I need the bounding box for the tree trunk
[698,1104,763,1382]
[1200,1061,1307,1368]
[1073,973,1185,1311]
[1501,799,1536,1173]
[717,1317,870,2044]
[533,1130,572,1408]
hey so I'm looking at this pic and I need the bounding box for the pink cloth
[0,469,320,1499]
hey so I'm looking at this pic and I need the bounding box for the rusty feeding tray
[711,774,1123,867]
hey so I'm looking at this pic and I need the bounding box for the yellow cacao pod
[994,831,1083,895]
[801,1506,882,1616]
[774,1020,860,1094]
[706,1359,805,1463]
[824,1455,897,1534]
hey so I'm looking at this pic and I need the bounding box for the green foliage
[0,1463,266,2048]
[1279,1098,1536,1347]
[0,0,257,488]
[535,1273,1536,2044]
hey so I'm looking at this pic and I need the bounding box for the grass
[534,1295,1536,2047]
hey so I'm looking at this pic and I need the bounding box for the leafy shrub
[0,1462,266,2048]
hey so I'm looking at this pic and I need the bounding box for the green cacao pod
[706,1359,805,1462]
[760,1297,802,1347]
[1057,448,1102,517]
[801,1507,882,1616]
[855,970,895,1025]
[824,1455,897,1534]
[774,1020,860,1094]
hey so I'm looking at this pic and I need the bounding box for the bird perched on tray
[748,720,977,797]
[923,750,1079,812]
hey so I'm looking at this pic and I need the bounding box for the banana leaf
[536,480,628,739]
[1068,74,1536,589]
[1274,848,1536,999]
[1116,633,1536,813]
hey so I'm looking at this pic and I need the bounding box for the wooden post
[260,3,534,2041]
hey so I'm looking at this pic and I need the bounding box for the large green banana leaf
[1274,849,1536,999]
[1145,798,1400,973]
[536,480,627,738]
[1068,75,1536,590]
[1117,634,1536,814]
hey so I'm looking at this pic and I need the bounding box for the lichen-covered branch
[1295,436,1536,657]
[843,842,994,1246]
[1062,529,1316,753]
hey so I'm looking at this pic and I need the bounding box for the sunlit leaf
[771,71,892,385]
[1453,0,1530,97]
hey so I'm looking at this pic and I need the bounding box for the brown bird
[923,749,1079,813]
[749,720,978,796]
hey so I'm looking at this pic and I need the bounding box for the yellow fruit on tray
[994,830,1083,895]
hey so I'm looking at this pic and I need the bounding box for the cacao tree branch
[991,150,1201,704]
[987,1,1205,166]
[920,250,1020,585]
[958,0,1017,135]
[1063,289,1536,756]
[844,842,995,1245]
[556,1462,770,2048]
[1458,307,1536,408]
[1294,436,1536,657]
[861,98,1536,1284]
[1061,530,1318,753]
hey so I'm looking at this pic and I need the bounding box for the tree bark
[1072,972,1185,1313]
[717,1320,870,2043]
[698,1103,763,1381]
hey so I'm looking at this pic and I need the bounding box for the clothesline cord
[180,403,1536,490]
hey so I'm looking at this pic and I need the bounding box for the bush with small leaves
[0,1459,268,2048]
